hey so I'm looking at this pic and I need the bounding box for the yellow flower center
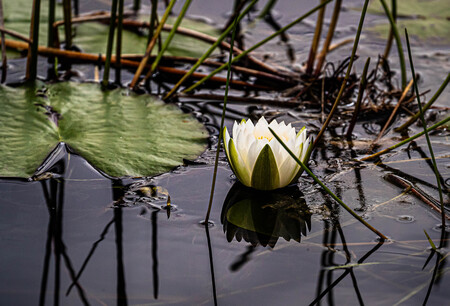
[256,135,273,141]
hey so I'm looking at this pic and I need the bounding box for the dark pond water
[1,1,449,305]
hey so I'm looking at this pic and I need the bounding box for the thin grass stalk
[47,0,55,64]
[257,0,277,19]
[382,0,396,60]
[270,128,387,239]
[115,0,124,84]
[396,73,450,132]
[360,116,450,161]
[346,57,370,139]
[164,0,258,100]
[130,0,177,89]
[102,0,118,88]
[148,0,158,46]
[204,15,239,224]
[133,0,141,13]
[73,0,79,17]
[313,0,370,148]
[305,0,327,75]
[379,0,406,89]
[143,0,193,81]
[0,0,6,83]
[372,79,413,145]
[26,0,41,81]
[405,28,445,242]
[62,0,72,49]
[183,0,332,94]
[314,0,342,76]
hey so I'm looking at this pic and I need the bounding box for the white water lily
[223,117,312,190]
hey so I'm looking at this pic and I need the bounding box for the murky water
[1,1,449,305]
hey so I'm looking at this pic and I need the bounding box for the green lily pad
[367,0,450,44]
[2,0,220,58]
[0,82,208,178]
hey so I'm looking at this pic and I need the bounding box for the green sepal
[229,138,251,186]
[251,144,280,190]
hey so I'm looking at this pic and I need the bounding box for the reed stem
[47,0,55,64]
[270,128,387,240]
[379,0,406,89]
[164,0,257,100]
[395,73,450,132]
[0,0,6,83]
[305,0,327,75]
[62,0,72,49]
[130,0,177,89]
[382,0,396,60]
[102,0,118,88]
[314,0,342,76]
[405,28,445,242]
[204,14,239,224]
[346,57,370,139]
[115,0,124,84]
[26,0,41,81]
[313,0,370,148]
[143,0,193,81]
[148,0,158,46]
[183,0,332,94]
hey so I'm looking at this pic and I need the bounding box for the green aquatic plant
[0,82,207,178]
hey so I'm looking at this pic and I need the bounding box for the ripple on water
[396,215,415,223]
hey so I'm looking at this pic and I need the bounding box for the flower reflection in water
[221,182,312,248]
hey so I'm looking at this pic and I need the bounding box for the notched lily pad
[2,0,220,58]
[0,82,208,178]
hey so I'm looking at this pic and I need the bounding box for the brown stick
[384,174,450,220]
[0,38,267,91]
[305,0,327,75]
[179,93,300,107]
[0,27,31,43]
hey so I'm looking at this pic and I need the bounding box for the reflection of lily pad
[2,0,220,58]
[367,0,450,44]
[0,82,208,178]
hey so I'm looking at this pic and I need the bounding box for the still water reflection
[0,146,448,305]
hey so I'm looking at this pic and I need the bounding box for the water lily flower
[223,117,312,190]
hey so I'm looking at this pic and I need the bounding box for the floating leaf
[367,0,450,43]
[2,0,219,58]
[0,82,208,178]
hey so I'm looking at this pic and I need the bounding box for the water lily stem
[360,116,450,161]
[183,0,332,94]
[270,128,387,240]
[164,0,257,100]
[405,28,445,243]
[313,0,369,148]
[205,14,239,224]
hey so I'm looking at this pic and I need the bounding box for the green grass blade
[379,0,406,89]
[204,13,240,223]
[269,128,387,240]
[405,28,445,241]
[183,0,332,94]
[164,0,258,99]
